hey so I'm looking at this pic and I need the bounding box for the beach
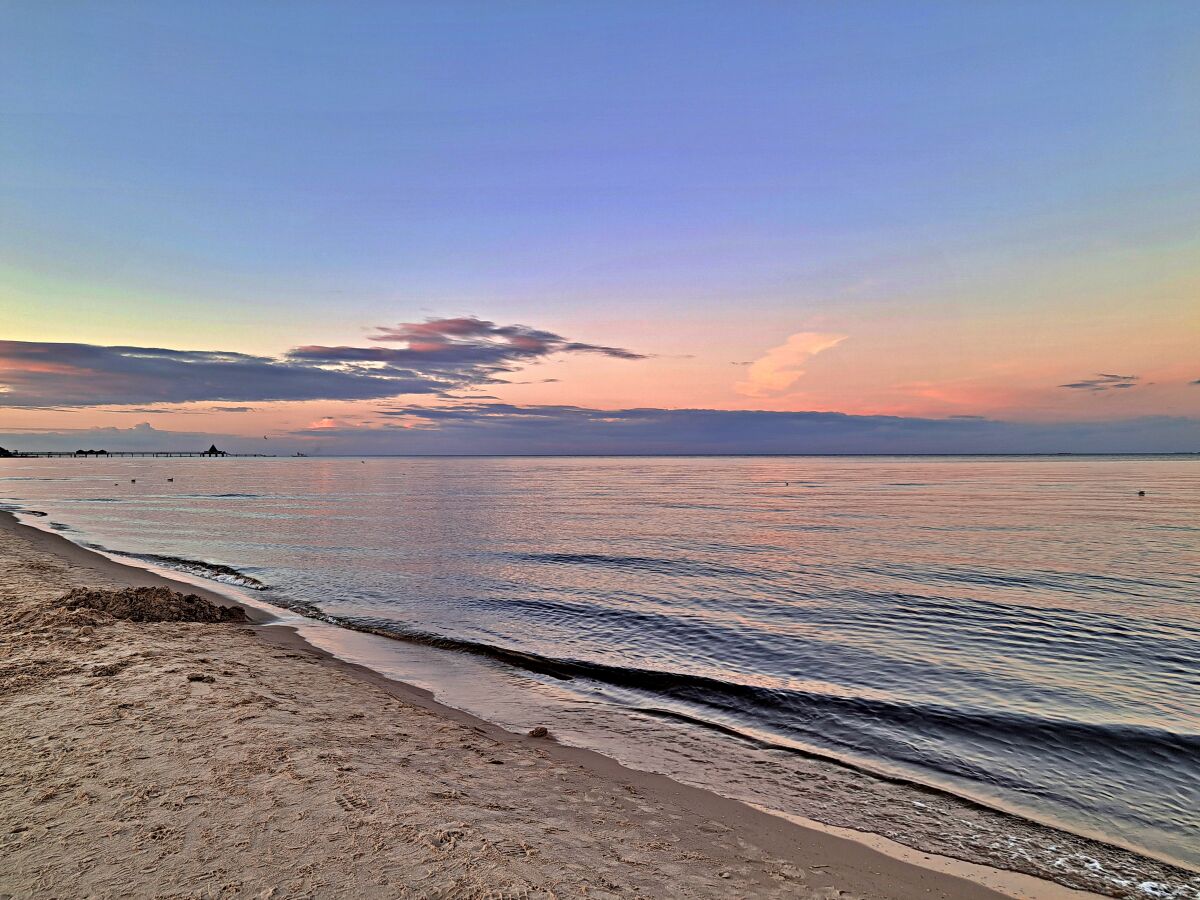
[0,510,1038,899]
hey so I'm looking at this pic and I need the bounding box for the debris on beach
[90,660,132,677]
[57,586,248,624]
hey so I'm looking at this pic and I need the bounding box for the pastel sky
[1,2,1198,453]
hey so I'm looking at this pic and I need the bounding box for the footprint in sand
[421,824,468,851]
[478,889,535,900]
[334,793,368,812]
[488,838,537,859]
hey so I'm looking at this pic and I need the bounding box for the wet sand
[0,510,1082,898]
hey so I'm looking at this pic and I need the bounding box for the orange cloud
[736,331,847,398]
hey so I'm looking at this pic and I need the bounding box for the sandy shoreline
[0,509,1157,899]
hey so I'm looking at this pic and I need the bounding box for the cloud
[212,406,255,413]
[6,408,1199,455]
[736,332,847,398]
[289,317,644,380]
[1060,373,1140,392]
[0,341,438,407]
[0,422,260,454]
[369,317,644,360]
[0,318,643,408]
[316,402,1200,454]
[306,417,349,430]
[122,407,199,414]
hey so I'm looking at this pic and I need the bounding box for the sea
[3,455,1198,895]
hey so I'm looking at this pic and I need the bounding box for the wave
[92,547,269,590]
[501,550,755,579]
[258,607,1200,803]
[357,619,1200,840]
[167,492,265,500]
[863,560,1182,597]
[0,504,49,517]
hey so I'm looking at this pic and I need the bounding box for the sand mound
[57,586,248,624]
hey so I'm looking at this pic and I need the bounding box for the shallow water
[3,455,1198,879]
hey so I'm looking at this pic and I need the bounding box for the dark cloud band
[4,407,1198,455]
[1060,373,1139,392]
[331,403,1200,454]
[0,318,643,408]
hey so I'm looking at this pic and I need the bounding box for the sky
[1,1,1198,454]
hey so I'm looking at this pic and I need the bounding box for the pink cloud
[736,331,848,398]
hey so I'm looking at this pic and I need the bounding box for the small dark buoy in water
[131,479,136,483]
[1138,490,1146,496]
[167,477,174,482]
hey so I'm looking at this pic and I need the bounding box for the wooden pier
[0,444,273,459]
[4,452,275,458]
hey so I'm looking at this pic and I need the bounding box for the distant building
[0,446,12,458]
[203,444,227,456]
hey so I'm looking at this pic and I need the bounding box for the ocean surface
[3,455,1198,885]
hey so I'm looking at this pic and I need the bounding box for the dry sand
[0,511,1032,899]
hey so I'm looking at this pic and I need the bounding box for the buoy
[1138,490,1146,496]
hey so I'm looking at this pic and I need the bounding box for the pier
[0,444,274,459]
[4,452,275,458]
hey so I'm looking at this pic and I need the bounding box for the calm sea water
[3,455,1198,875]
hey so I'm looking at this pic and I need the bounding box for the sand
[0,511,1047,899]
